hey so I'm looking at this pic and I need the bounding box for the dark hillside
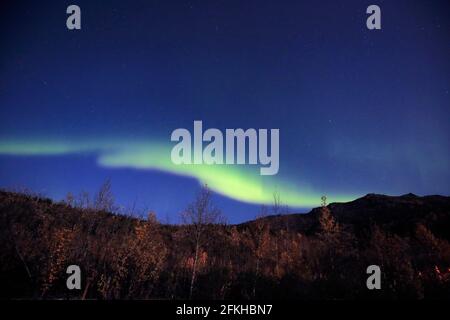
[1,190,449,300]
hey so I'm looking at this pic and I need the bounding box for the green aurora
[0,138,356,207]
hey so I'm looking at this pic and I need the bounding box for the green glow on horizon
[0,139,356,207]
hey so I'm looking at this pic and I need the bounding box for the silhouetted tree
[94,179,116,212]
[181,185,224,299]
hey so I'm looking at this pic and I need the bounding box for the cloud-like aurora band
[0,139,356,207]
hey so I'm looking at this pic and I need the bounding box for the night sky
[1,0,449,223]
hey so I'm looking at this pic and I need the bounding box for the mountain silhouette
[241,193,450,239]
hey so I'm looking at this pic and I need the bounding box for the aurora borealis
[0,1,449,222]
[0,138,354,207]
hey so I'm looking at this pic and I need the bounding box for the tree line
[1,183,449,299]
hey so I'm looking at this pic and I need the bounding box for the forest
[1,183,449,300]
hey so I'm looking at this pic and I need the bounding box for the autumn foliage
[0,187,449,300]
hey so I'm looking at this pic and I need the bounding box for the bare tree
[272,191,282,215]
[181,185,223,299]
[76,190,91,209]
[65,192,75,207]
[94,179,116,212]
[272,191,290,231]
[250,205,270,298]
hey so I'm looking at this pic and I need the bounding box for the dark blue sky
[1,0,449,223]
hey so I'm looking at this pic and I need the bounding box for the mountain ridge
[240,193,450,239]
